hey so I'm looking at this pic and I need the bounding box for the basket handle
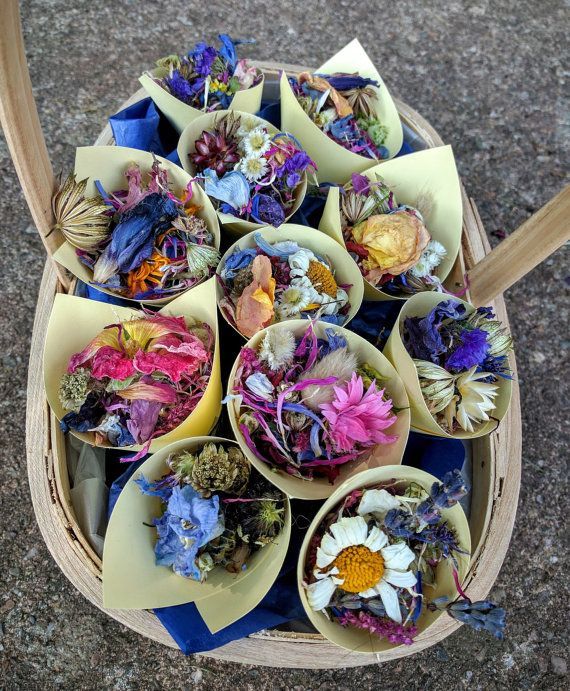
[0,0,69,288]
[467,185,570,306]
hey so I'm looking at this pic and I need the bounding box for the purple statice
[337,609,418,645]
[164,70,195,103]
[189,42,217,76]
[251,194,286,226]
[445,328,490,372]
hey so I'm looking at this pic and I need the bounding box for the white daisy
[242,126,271,157]
[275,283,314,319]
[237,115,261,139]
[410,240,447,278]
[237,154,269,183]
[306,515,417,623]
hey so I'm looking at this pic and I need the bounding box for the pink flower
[90,346,135,381]
[320,373,398,452]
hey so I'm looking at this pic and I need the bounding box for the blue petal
[203,168,250,209]
[253,232,298,258]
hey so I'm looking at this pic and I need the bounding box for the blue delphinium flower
[446,328,490,372]
[165,70,195,103]
[222,248,257,279]
[404,300,467,363]
[446,599,506,639]
[189,42,217,77]
[253,232,298,258]
[151,485,224,580]
[136,473,177,502]
[93,193,178,283]
[330,115,357,140]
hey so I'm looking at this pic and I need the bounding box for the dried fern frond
[52,173,111,250]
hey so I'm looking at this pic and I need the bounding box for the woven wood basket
[21,60,525,668]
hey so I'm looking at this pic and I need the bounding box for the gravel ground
[0,0,568,689]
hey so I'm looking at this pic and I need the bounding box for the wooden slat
[468,185,570,306]
[0,0,69,288]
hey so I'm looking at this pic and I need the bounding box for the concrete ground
[1,0,568,688]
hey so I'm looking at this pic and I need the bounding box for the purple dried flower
[250,194,286,227]
[337,609,417,645]
[445,328,490,372]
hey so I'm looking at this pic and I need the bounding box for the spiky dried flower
[169,443,250,497]
[52,173,111,250]
[58,368,91,411]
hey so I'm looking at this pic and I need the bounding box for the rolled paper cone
[44,277,222,452]
[227,319,410,500]
[280,38,403,184]
[318,145,463,301]
[178,110,308,238]
[102,436,291,612]
[139,67,264,133]
[297,464,471,653]
[52,146,220,306]
[216,223,365,339]
[384,292,513,439]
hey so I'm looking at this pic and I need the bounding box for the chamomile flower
[276,283,314,319]
[410,240,447,278]
[306,514,417,622]
[237,115,262,139]
[237,153,270,183]
[242,126,271,157]
[288,248,319,277]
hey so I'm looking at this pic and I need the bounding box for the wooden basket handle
[467,185,570,306]
[0,0,69,289]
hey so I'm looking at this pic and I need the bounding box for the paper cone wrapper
[297,464,471,653]
[52,146,220,306]
[216,224,365,339]
[102,436,291,614]
[227,319,410,500]
[280,39,403,184]
[178,110,308,237]
[384,292,513,438]
[44,277,222,452]
[318,145,462,301]
[139,68,264,133]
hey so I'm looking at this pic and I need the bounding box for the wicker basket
[21,61,524,668]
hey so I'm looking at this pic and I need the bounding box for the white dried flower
[258,329,296,371]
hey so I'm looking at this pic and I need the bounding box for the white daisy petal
[381,542,416,571]
[364,526,388,552]
[357,489,401,519]
[316,546,337,569]
[383,568,418,589]
[378,580,402,623]
[306,577,336,611]
[358,585,382,598]
[330,516,367,550]
[320,532,340,558]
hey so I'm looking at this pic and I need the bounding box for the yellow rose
[351,211,431,286]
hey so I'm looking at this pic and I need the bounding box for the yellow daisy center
[332,545,384,593]
[306,260,338,298]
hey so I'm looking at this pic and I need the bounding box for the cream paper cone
[44,277,222,453]
[139,67,264,133]
[216,224,365,339]
[178,110,308,237]
[297,464,471,654]
[318,145,462,301]
[102,436,291,612]
[227,320,410,500]
[280,39,403,184]
[52,146,220,306]
[384,292,513,439]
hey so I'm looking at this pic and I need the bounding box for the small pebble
[551,656,567,675]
